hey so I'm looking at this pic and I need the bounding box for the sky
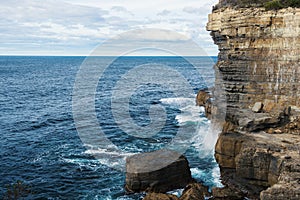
[0,0,219,56]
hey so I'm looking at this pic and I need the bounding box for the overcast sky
[0,0,219,56]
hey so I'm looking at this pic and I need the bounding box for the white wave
[212,165,223,188]
[191,167,223,188]
[85,148,136,170]
[186,122,222,158]
[176,105,206,124]
[85,148,135,157]
[167,188,184,197]
[191,167,207,179]
[201,125,221,154]
[160,97,207,125]
[63,147,137,172]
[160,97,195,107]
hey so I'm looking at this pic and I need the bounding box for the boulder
[263,99,276,113]
[252,102,263,113]
[211,186,244,200]
[125,149,192,193]
[196,90,210,107]
[237,109,289,132]
[179,183,209,200]
[290,106,300,116]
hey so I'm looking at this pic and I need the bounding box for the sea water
[0,56,221,199]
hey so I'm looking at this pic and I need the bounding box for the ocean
[0,56,221,199]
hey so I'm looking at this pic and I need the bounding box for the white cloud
[0,0,219,55]
[157,10,171,16]
[116,29,190,42]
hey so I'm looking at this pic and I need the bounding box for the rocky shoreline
[125,3,300,200]
[206,3,300,199]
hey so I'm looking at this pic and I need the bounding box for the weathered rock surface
[125,149,192,193]
[179,183,209,200]
[207,7,300,125]
[214,131,300,199]
[252,102,263,113]
[207,4,300,199]
[143,193,179,200]
[196,90,210,107]
[142,182,209,200]
[212,186,244,200]
[260,172,300,200]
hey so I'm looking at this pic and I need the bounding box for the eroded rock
[207,4,300,200]
[196,90,210,107]
[143,193,179,200]
[252,102,263,113]
[212,186,244,200]
[214,131,300,198]
[125,149,192,193]
[179,183,209,200]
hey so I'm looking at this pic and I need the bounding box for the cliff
[207,6,300,199]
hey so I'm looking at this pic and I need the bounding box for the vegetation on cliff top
[214,0,300,10]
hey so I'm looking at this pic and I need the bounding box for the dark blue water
[0,56,220,199]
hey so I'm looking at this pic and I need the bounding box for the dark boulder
[125,149,192,193]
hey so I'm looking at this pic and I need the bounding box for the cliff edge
[207,6,300,200]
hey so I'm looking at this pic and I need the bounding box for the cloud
[183,7,203,14]
[0,0,219,55]
[111,6,127,12]
[157,10,171,16]
[116,29,190,42]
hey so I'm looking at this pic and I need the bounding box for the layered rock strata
[207,6,300,199]
[207,7,300,125]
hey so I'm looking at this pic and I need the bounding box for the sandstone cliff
[207,6,300,199]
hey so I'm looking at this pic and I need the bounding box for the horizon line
[0,54,218,57]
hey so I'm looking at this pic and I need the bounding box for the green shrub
[286,0,300,7]
[264,0,284,10]
[215,0,300,9]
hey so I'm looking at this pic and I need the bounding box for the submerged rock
[125,149,192,193]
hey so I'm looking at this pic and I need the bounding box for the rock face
[125,150,192,193]
[207,7,300,124]
[207,5,300,200]
[215,132,300,185]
